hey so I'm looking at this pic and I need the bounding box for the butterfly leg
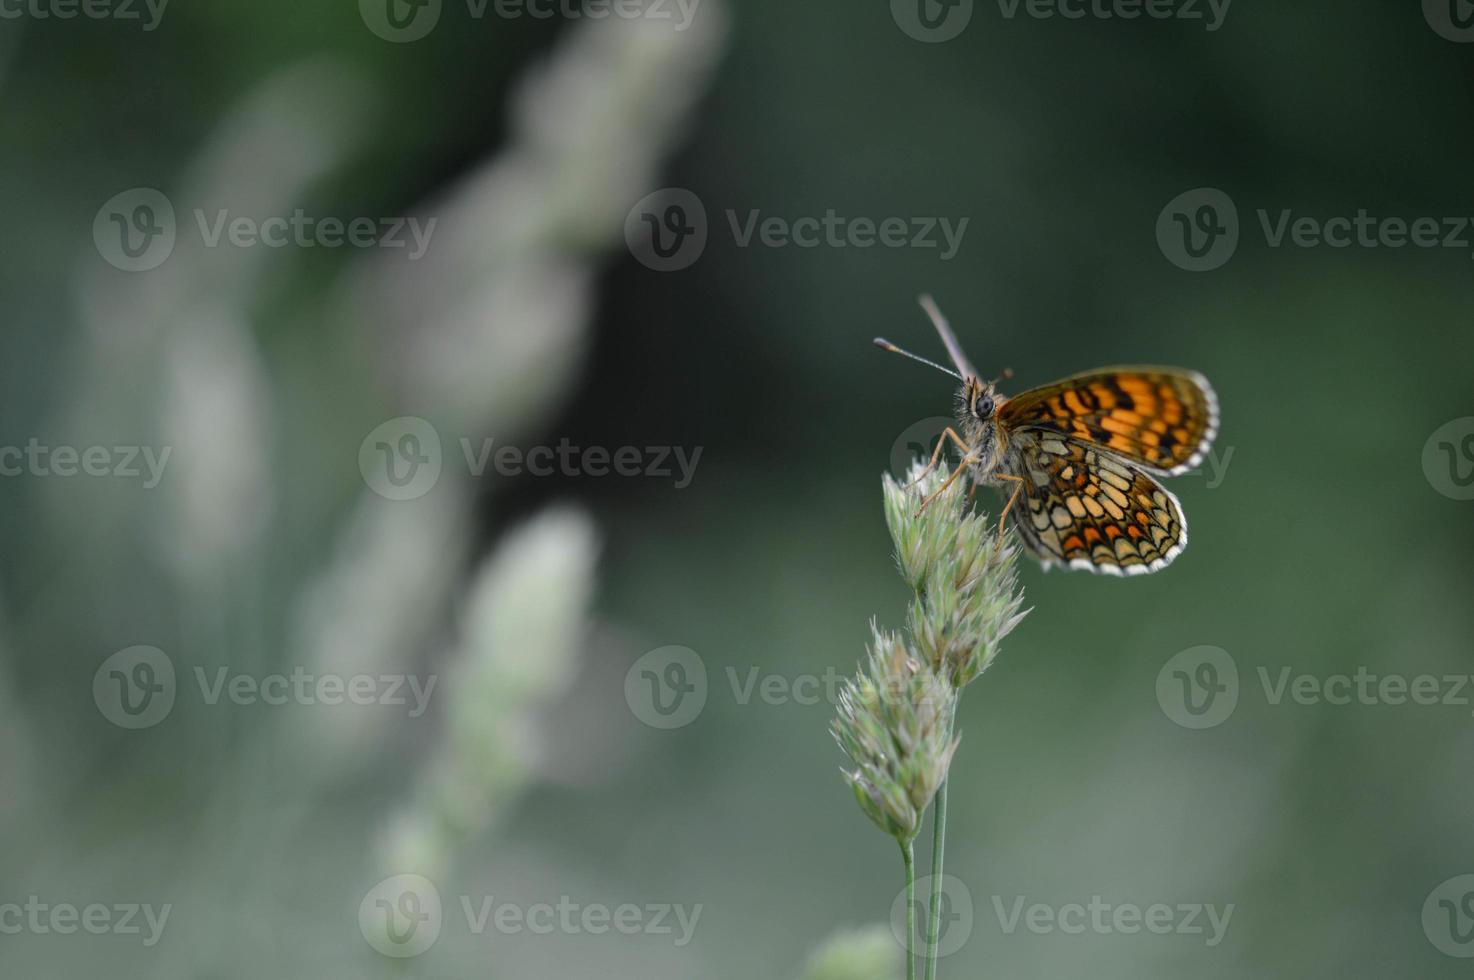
[907,427,973,488]
[914,456,976,516]
[993,473,1025,544]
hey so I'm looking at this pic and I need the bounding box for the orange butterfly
[877,297,1218,576]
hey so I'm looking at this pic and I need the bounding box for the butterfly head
[873,297,1008,475]
[963,376,997,422]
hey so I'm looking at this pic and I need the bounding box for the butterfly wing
[1007,429,1188,576]
[998,368,1218,476]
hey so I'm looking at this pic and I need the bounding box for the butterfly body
[955,376,1005,482]
[878,299,1218,577]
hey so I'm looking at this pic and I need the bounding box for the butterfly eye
[972,393,994,418]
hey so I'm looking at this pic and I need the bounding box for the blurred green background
[2,1,1473,977]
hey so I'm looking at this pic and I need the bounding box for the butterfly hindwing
[998,368,1218,476]
[1007,430,1187,576]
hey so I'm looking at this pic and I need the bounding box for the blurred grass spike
[344,3,729,437]
[379,507,599,883]
[65,59,373,591]
[798,925,904,980]
[287,488,472,771]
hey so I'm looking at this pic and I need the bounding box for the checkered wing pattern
[998,368,1218,476]
[1008,430,1188,576]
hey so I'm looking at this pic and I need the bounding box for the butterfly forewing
[1008,430,1188,576]
[998,368,1218,476]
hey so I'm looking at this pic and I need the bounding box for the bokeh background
[2,1,1473,977]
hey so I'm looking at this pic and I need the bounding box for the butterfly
[876,296,1218,576]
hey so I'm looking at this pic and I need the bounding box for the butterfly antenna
[873,338,962,381]
[918,294,978,381]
